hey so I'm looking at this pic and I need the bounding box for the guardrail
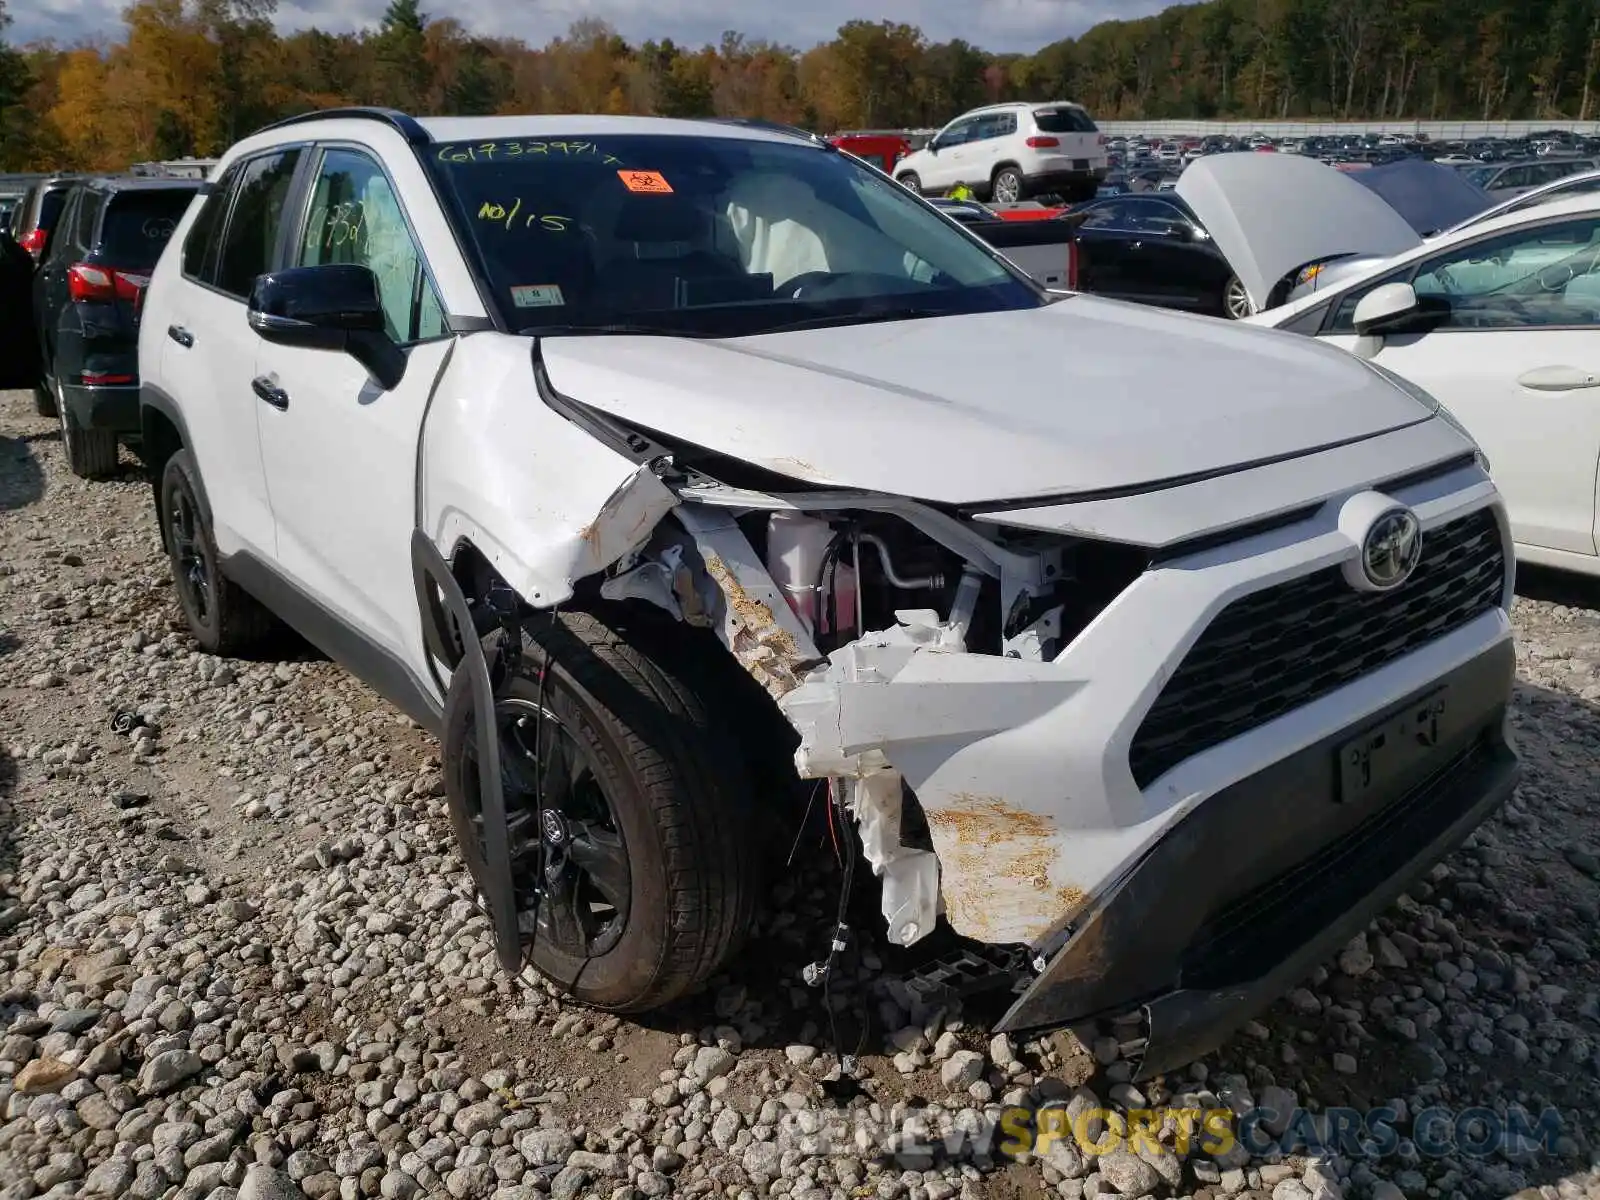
[1095,119,1600,139]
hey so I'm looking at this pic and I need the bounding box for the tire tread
[463,607,759,1012]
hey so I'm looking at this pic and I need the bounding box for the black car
[1067,192,1251,319]
[32,176,201,478]
[10,174,87,263]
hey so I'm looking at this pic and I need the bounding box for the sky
[7,0,1178,55]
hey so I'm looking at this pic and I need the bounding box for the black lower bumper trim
[63,382,140,434]
[995,637,1519,1078]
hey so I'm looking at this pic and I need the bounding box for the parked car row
[2,172,203,474]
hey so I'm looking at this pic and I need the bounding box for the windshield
[429,133,1042,337]
[99,189,194,268]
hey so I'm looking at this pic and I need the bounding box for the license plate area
[1338,688,1447,805]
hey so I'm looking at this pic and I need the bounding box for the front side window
[1326,216,1600,333]
[1409,216,1600,328]
[431,134,1042,337]
[937,118,979,149]
[215,149,302,299]
[295,148,445,343]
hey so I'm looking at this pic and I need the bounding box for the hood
[1350,159,1493,235]
[538,298,1435,506]
[1176,153,1422,311]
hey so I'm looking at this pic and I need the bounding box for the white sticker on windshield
[511,284,565,307]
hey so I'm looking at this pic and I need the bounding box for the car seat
[600,193,747,311]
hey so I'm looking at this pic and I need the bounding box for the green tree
[0,0,39,170]
[369,0,430,109]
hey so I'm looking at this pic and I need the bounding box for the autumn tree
[15,0,1600,171]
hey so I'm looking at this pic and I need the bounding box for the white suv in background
[894,101,1107,202]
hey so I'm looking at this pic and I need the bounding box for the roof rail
[705,117,827,146]
[253,106,431,146]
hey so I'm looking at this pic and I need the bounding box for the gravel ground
[1,386,1599,1200]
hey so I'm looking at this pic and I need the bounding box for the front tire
[159,449,276,654]
[443,608,760,1013]
[897,172,921,194]
[1222,275,1254,320]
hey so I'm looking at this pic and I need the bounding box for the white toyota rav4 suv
[137,107,1519,1078]
[893,101,1108,203]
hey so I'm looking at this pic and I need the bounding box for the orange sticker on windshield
[618,170,672,193]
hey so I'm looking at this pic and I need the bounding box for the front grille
[1128,507,1504,788]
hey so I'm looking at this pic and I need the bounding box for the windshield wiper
[759,306,955,334]
[518,322,693,337]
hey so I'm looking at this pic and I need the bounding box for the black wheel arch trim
[140,383,205,554]
[409,529,523,974]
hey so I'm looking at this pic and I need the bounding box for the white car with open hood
[136,108,1520,1079]
[1247,192,1600,579]
[1174,152,1427,311]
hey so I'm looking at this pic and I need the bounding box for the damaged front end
[579,424,1518,1077]
[427,339,1518,1076]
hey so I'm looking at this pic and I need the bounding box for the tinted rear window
[1033,107,1098,134]
[98,190,194,267]
[38,189,68,229]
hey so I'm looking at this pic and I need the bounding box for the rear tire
[33,382,56,417]
[159,449,276,655]
[991,166,1024,204]
[57,381,119,480]
[897,172,921,194]
[443,607,761,1013]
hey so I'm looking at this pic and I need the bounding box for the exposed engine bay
[594,455,1151,956]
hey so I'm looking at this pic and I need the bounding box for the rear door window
[98,190,194,268]
[214,149,303,299]
[183,162,240,284]
[1034,107,1098,134]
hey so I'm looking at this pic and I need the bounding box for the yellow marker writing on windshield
[439,141,621,165]
[476,201,571,233]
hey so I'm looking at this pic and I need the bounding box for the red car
[829,134,913,175]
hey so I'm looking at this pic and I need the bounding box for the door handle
[167,325,194,348]
[1518,365,1600,391]
[251,376,289,410]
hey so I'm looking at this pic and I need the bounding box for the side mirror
[248,264,406,391]
[927,138,942,154]
[1352,281,1421,333]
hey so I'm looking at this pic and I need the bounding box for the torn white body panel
[419,334,677,610]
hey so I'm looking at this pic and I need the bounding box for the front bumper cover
[995,636,1519,1077]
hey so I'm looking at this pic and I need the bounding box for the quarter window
[294,148,445,344]
[214,149,302,299]
[182,162,240,283]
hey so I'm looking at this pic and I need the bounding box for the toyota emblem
[540,809,565,843]
[1361,507,1423,590]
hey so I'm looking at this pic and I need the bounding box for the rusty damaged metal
[923,793,1087,944]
